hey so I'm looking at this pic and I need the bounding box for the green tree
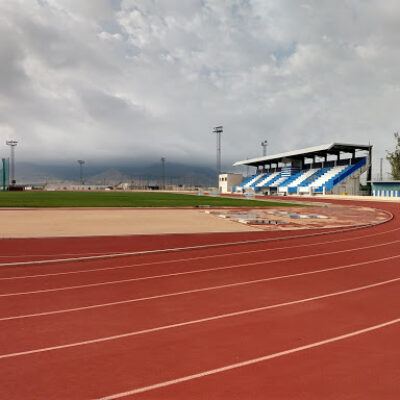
[386,132,400,180]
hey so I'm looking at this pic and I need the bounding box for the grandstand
[233,143,372,196]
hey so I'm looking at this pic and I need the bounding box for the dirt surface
[0,200,390,238]
[0,208,260,238]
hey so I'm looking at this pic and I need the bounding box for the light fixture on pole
[261,140,268,157]
[77,160,85,184]
[6,140,18,186]
[213,126,223,176]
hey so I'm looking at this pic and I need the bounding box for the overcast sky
[1,0,399,175]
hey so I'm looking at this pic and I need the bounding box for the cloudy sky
[0,0,399,175]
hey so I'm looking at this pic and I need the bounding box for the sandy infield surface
[0,208,260,238]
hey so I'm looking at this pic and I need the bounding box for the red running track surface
[0,198,399,399]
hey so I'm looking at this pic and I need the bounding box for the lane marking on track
[0,278,398,359]
[2,238,400,297]
[0,250,127,260]
[2,253,398,320]
[0,211,392,267]
[95,317,400,400]
[2,225,400,281]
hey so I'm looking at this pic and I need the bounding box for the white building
[218,173,243,193]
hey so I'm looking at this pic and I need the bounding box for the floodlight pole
[213,126,223,176]
[261,140,268,157]
[161,157,166,190]
[78,160,85,184]
[6,140,18,186]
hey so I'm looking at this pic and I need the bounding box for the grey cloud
[0,28,30,96]
[0,0,399,178]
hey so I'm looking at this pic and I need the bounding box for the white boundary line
[96,316,400,399]
[2,238,400,297]
[0,208,392,267]
[2,224,400,281]
[0,250,127,260]
[1,253,399,321]
[0,227,356,267]
[0,277,398,359]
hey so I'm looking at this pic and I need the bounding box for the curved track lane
[0,198,399,399]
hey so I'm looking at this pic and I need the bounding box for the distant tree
[386,132,400,180]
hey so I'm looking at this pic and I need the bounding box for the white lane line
[0,250,126,259]
[0,216,390,267]
[2,224,400,281]
[95,317,400,400]
[1,254,399,321]
[2,238,400,297]
[0,277,399,360]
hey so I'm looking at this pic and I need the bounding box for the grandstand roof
[233,142,372,167]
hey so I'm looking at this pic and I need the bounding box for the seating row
[235,158,366,194]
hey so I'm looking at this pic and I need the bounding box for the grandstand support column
[367,145,373,195]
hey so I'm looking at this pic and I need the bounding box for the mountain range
[13,162,244,187]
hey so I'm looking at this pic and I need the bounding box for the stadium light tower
[213,126,223,176]
[161,157,166,190]
[261,140,268,157]
[6,140,18,186]
[77,160,85,184]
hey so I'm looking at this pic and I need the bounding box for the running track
[0,198,399,399]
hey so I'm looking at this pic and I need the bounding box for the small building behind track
[370,181,400,198]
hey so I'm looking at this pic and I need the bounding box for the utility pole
[161,157,166,190]
[1,158,8,191]
[213,126,223,177]
[380,158,383,181]
[6,140,18,186]
[261,140,268,157]
[77,160,85,184]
